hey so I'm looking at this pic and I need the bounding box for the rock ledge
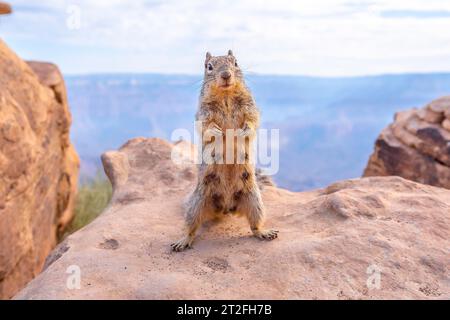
[14,138,449,299]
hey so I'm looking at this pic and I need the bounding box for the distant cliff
[364,96,450,189]
[0,39,79,299]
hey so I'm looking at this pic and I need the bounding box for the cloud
[1,0,450,76]
[380,10,450,18]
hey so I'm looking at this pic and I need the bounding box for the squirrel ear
[228,49,234,56]
[205,52,212,61]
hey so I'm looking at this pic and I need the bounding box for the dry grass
[66,173,112,235]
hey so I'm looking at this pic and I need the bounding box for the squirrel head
[202,50,245,96]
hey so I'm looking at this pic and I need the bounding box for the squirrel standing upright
[171,50,278,252]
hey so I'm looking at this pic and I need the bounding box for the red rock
[0,2,11,15]
[364,97,450,189]
[417,107,443,124]
[0,40,79,299]
[427,96,450,113]
[443,119,450,131]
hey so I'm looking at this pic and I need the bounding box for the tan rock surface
[364,96,450,189]
[14,138,450,300]
[0,40,79,299]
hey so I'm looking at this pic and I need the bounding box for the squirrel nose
[221,70,231,80]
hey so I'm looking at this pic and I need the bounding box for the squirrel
[171,50,278,252]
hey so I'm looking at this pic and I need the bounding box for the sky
[1,0,450,76]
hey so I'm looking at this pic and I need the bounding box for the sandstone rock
[14,138,450,299]
[417,107,443,124]
[0,40,79,299]
[443,119,450,132]
[364,96,450,189]
[427,96,450,114]
[0,2,11,15]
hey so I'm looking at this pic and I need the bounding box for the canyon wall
[0,39,79,299]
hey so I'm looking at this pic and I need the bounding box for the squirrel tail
[255,168,275,190]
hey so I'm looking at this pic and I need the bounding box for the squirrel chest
[209,100,247,131]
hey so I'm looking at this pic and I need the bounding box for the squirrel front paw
[237,123,253,137]
[205,125,223,138]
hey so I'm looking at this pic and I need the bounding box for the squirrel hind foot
[253,229,279,241]
[171,236,194,252]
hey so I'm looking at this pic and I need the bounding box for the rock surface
[0,2,11,15]
[0,40,79,299]
[364,96,450,189]
[15,138,449,299]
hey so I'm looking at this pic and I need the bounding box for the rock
[0,40,79,299]
[443,119,450,132]
[364,96,450,189]
[15,138,450,299]
[417,108,443,124]
[0,2,11,15]
[25,61,68,105]
[427,96,450,114]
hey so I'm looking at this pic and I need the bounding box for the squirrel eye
[207,63,213,71]
[234,60,238,67]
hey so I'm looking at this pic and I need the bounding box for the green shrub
[66,173,112,235]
